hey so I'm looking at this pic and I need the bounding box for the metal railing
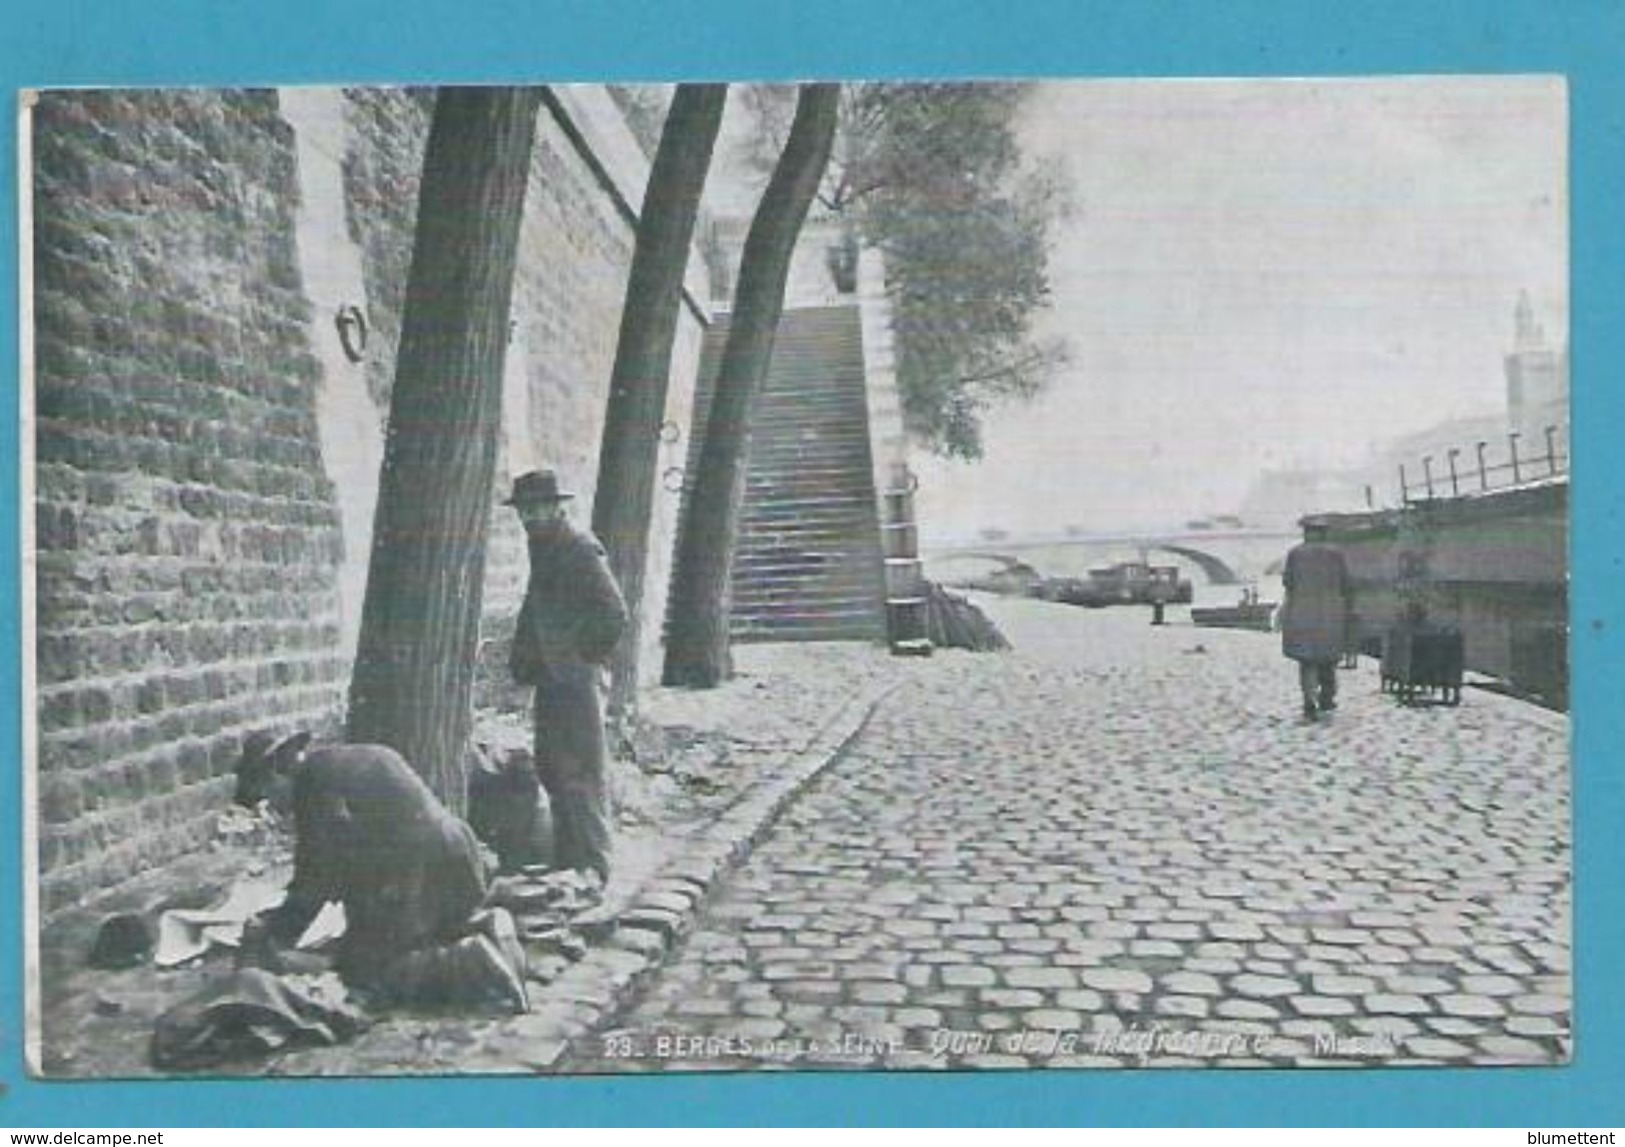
[1399,425,1567,505]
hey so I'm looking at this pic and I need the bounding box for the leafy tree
[663,84,841,688]
[347,87,541,812]
[741,82,1070,458]
[592,84,728,722]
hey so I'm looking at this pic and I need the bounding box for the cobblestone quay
[565,595,1570,1071]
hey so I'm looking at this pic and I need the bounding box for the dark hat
[88,912,154,970]
[503,469,575,506]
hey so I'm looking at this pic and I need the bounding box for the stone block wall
[30,89,350,917]
[334,86,703,706]
[338,86,434,414]
[29,84,712,922]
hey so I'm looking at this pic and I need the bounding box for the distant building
[1369,293,1568,498]
[1237,292,1569,519]
[1235,466,1372,530]
[1505,289,1570,447]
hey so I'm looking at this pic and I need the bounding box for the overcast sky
[912,76,1567,540]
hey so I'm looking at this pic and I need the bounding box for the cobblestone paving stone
[564,597,1570,1073]
[38,643,904,1079]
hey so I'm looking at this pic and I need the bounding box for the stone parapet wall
[1321,482,1568,704]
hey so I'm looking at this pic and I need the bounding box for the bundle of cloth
[150,968,367,1071]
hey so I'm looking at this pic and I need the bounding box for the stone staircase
[678,304,887,643]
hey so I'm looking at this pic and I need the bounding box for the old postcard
[22,77,1568,1078]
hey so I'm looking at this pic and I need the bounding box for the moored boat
[1190,602,1277,631]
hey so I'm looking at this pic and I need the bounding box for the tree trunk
[663,84,841,688]
[592,84,727,724]
[347,87,542,814]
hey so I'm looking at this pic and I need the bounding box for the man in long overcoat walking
[506,470,627,886]
[1280,520,1352,718]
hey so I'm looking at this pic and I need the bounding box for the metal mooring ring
[336,305,369,363]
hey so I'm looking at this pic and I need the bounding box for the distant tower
[1513,289,1544,351]
[1505,291,1565,440]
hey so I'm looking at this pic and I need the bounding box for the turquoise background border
[3,0,1620,1127]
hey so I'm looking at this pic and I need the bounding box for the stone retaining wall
[32,89,347,916]
[29,84,710,921]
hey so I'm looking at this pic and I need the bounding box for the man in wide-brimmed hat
[505,469,627,887]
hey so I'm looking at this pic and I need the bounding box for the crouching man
[234,731,527,1013]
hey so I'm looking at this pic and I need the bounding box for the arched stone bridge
[923,528,1301,588]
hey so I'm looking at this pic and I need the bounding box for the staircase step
[735,573,883,594]
[744,506,884,526]
[744,450,873,468]
[747,480,876,496]
[737,570,875,591]
[750,404,866,419]
[745,423,869,439]
[743,508,878,529]
[738,554,877,571]
[746,439,874,455]
[748,443,870,456]
[749,401,869,414]
[741,524,877,542]
[744,448,873,463]
[734,591,883,614]
[749,390,868,406]
[684,304,894,647]
[741,527,877,545]
[741,520,877,537]
[743,494,876,510]
[735,583,883,606]
[735,601,883,621]
[735,583,884,604]
[750,421,867,432]
[736,563,880,582]
[745,491,875,511]
[740,534,877,553]
[749,396,865,409]
[749,414,872,431]
[732,622,886,643]
[732,611,885,633]
[731,627,884,645]
[734,542,872,559]
[748,435,870,447]
[741,513,876,529]
[741,510,877,528]
[748,421,871,435]
[741,468,869,485]
[747,457,870,473]
[743,497,873,514]
[748,436,871,452]
[745,478,876,496]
